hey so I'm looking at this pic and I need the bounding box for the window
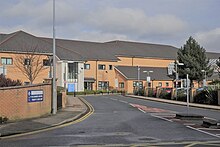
[98,64,106,70]
[109,65,113,70]
[158,82,162,87]
[68,63,78,80]
[119,82,124,88]
[166,82,169,87]
[133,81,143,89]
[98,81,109,90]
[43,59,50,66]
[1,57,12,65]
[148,83,151,88]
[84,64,90,70]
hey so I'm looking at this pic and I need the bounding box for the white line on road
[187,126,220,139]
[119,100,128,104]
[110,98,118,101]
[151,114,173,122]
[138,108,146,113]
[129,103,135,107]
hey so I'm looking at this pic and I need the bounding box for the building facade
[1,30,220,93]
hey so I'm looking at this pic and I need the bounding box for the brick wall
[0,84,52,121]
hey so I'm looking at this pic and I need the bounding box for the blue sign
[28,90,43,102]
[68,83,75,92]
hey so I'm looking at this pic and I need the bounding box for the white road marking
[187,126,220,138]
[138,108,146,113]
[110,98,117,101]
[119,100,128,104]
[151,114,173,122]
[129,103,135,107]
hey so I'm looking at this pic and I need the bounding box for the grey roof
[41,38,119,61]
[0,31,84,61]
[1,30,220,62]
[206,52,220,59]
[115,66,173,81]
[105,40,179,59]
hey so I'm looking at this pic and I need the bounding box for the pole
[137,66,140,95]
[52,0,57,114]
[186,74,189,115]
[175,62,178,100]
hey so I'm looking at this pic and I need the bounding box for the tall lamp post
[175,61,184,100]
[143,70,153,96]
[52,0,57,114]
[137,66,140,95]
[201,70,207,87]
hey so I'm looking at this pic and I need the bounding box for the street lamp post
[52,0,57,114]
[175,61,184,100]
[201,70,207,87]
[143,70,153,96]
[137,66,140,95]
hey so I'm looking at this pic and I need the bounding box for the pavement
[0,96,88,138]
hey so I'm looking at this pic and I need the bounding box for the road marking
[187,126,220,139]
[138,108,146,113]
[129,103,135,107]
[118,100,128,104]
[151,114,173,122]
[110,98,117,101]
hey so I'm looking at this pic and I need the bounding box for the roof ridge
[0,31,19,46]
[39,37,85,60]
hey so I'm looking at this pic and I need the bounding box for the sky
[0,0,220,53]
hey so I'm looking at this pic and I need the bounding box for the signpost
[28,90,43,102]
[68,83,75,92]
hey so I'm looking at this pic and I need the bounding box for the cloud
[195,28,220,53]
[86,7,187,37]
[74,31,128,42]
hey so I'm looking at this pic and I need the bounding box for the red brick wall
[0,84,52,121]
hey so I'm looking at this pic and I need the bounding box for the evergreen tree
[217,57,220,78]
[177,36,213,86]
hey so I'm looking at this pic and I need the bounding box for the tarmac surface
[0,96,87,138]
[0,94,219,139]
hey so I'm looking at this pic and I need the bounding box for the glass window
[98,81,109,90]
[1,57,12,65]
[109,65,113,70]
[133,81,143,89]
[166,82,169,87]
[158,82,162,87]
[119,82,124,88]
[68,63,78,80]
[98,64,106,70]
[43,59,50,66]
[148,83,151,88]
[84,64,90,70]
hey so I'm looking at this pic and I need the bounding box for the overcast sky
[1,0,220,53]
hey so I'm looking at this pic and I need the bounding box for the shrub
[0,116,9,123]
[0,74,22,87]
[159,89,171,99]
[194,88,218,105]
[134,88,145,96]
[177,89,187,102]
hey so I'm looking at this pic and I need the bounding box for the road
[1,95,220,146]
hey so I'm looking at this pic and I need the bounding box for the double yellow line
[0,97,94,140]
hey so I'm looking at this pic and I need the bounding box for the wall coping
[0,83,51,90]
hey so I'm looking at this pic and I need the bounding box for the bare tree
[14,45,49,84]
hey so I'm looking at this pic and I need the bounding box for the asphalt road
[1,95,220,146]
